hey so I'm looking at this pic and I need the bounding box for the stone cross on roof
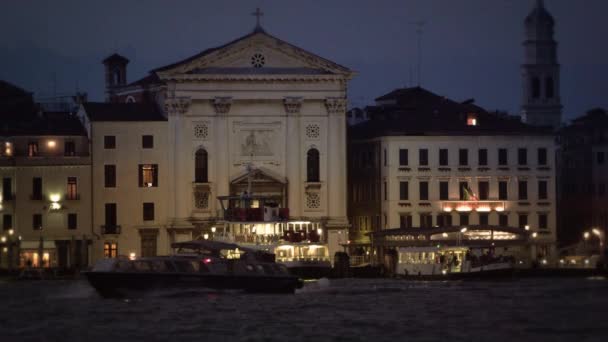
[252,8,264,32]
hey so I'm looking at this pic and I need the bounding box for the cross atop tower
[252,8,264,32]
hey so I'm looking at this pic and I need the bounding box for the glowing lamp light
[442,233,448,238]
[456,206,472,212]
[541,259,547,265]
[570,259,577,264]
[524,225,530,231]
[50,194,61,203]
[443,207,453,212]
[476,206,491,212]
[203,233,209,240]
[584,232,590,239]
[317,228,323,236]
[442,269,447,275]
[8,229,13,236]
[559,259,564,264]
[203,258,212,264]
[584,259,590,265]
[47,140,56,148]
[129,252,136,260]
[50,203,61,210]
[1,237,6,243]
[494,207,505,212]
[460,227,468,233]
[211,227,216,233]
[2,247,7,253]
[532,232,538,238]
[592,228,602,236]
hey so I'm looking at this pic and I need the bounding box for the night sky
[1,0,607,121]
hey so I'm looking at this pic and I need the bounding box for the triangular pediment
[155,31,352,79]
[230,167,287,185]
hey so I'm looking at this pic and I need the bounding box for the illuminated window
[104,242,118,258]
[28,141,39,157]
[67,177,78,200]
[4,142,12,156]
[139,164,158,187]
[467,114,477,126]
[47,140,56,148]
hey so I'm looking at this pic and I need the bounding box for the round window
[251,53,265,68]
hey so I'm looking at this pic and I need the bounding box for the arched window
[531,77,540,99]
[545,77,554,99]
[307,148,320,182]
[195,149,208,183]
[112,67,122,85]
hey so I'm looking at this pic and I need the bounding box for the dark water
[1,277,607,342]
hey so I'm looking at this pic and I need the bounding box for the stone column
[165,96,191,226]
[284,97,302,217]
[213,97,232,206]
[325,97,348,221]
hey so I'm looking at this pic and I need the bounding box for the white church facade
[79,25,354,263]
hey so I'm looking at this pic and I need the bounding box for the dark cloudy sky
[1,0,606,121]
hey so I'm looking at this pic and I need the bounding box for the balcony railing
[65,193,80,200]
[101,225,121,234]
[441,200,506,213]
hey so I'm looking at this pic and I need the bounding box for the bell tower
[521,0,562,130]
[102,53,129,102]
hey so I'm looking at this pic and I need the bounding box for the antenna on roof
[410,20,426,87]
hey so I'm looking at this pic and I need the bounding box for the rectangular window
[439,181,449,200]
[518,148,528,165]
[519,181,528,200]
[68,213,77,230]
[419,181,429,201]
[28,141,39,157]
[105,203,117,227]
[33,214,42,230]
[538,181,548,200]
[420,214,432,228]
[3,214,12,230]
[460,213,469,226]
[418,149,428,166]
[459,182,468,200]
[139,164,158,187]
[2,177,12,201]
[598,152,605,165]
[143,203,155,221]
[399,181,409,200]
[142,135,154,149]
[538,214,548,230]
[104,165,116,188]
[437,214,452,227]
[499,181,508,200]
[384,181,387,201]
[499,214,508,227]
[104,242,118,258]
[32,177,42,200]
[104,136,116,149]
[498,148,508,165]
[64,141,76,156]
[518,214,528,229]
[479,213,489,226]
[67,177,78,200]
[399,149,408,166]
[459,149,468,166]
[399,215,412,229]
[478,181,489,200]
[439,149,449,166]
[537,148,547,165]
[478,149,488,166]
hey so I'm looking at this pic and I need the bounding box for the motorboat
[84,240,303,298]
[396,246,514,280]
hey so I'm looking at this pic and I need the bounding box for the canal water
[0,277,607,341]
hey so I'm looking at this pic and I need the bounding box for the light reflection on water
[0,277,607,341]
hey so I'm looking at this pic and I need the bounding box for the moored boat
[84,240,303,298]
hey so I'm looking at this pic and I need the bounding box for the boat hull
[84,271,303,298]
